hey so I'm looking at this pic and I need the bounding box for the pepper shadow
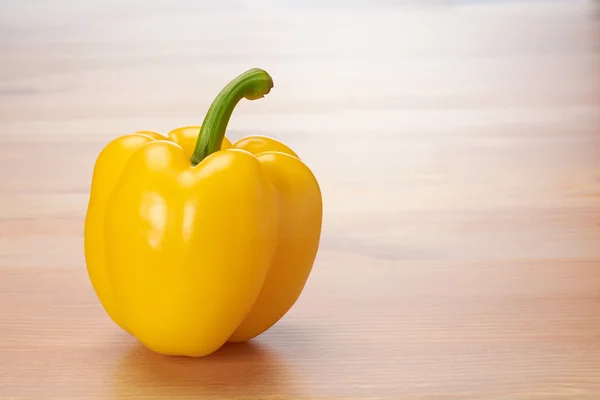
[113,340,300,399]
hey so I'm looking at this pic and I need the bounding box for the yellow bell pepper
[83,68,322,357]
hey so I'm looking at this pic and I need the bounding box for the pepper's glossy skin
[83,130,322,357]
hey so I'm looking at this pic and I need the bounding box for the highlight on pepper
[83,68,323,357]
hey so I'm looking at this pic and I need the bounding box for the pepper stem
[190,68,274,166]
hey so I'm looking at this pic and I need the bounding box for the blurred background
[1,0,598,266]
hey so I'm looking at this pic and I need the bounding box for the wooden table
[1,1,599,399]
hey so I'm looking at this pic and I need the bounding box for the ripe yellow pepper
[83,68,322,357]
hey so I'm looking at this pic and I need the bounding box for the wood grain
[1,1,600,399]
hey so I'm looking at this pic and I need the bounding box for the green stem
[190,68,274,166]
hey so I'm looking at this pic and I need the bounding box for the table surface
[1,1,600,399]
